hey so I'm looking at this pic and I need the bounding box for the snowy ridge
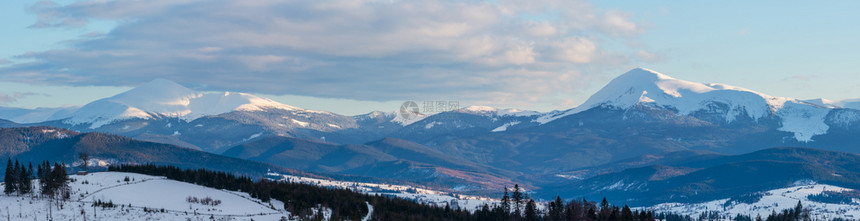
[536,68,853,142]
[391,110,428,126]
[0,106,80,124]
[456,106,541,117]
[643,183,860,219]
[59,79,316,128]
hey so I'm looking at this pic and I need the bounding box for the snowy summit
[62,78,304,128]
[538,68,838,142]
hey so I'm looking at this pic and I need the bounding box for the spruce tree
[554,196,564,220]
[3,158,13,195]
[512,184,523,217]
[12,160,20,195]
[600,197,609,210]
[794,201,803,221]
[26,163,33,194]
[36,163,44,194]
[621,205,634,221]
[17,161,30,194]
[500,186,511,217]
[548,196,562,220]
[524,199,538,221]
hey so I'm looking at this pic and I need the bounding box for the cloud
[3,0,655,107]
[636,50,665,63]
[0,92,42,104]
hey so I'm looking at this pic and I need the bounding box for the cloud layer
[3,0,653,107]
[0,92,41,104]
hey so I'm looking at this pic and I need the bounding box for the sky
[0,0,859,115]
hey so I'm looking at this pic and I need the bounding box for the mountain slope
[0,106,79,124]
[0,126,304,178]
[222,136,518,192]
[537,68,833,142]
[545,147,860,206]
[60,78,308,128]
[416,68,860,175]
[11,79,395,152]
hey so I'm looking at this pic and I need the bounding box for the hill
[545,147,860,206]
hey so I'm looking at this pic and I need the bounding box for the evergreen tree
[587,207,598,221]
[524,199,538,221]
[600,197,609,210]
[36,163,45,194]
[548,196,564,220]
[477,204,492,221]
[3,158,14,195]
[17,161,30,194]
[53,162,69,199]
[608,206,619,221]
[512,184,523,218]
[26,163,33,194]
[793,201,802,221]
[500,186,511,217]
[12,160,20,195]
[621,205,634,221]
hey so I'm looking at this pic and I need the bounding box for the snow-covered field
[643,183,860,219]
[267,172,498,211]
[0,172,293,220]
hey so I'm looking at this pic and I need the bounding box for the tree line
[474,184,658,221]
[107,164,670,221]
[108,164,829,221]
[0,161,825,221]
[3,158,70,200]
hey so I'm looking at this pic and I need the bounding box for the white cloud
[0,92,42,104]
[636,50,665,63]
[601,10,643,37]
[2,0,656,108]
[554,37,597,63]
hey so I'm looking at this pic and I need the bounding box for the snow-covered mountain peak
[61,79,306,128]
[576,68,788,116]
[391,110,427,126]
[612,67,676,83]
[103,78,200,114]
[357,111,396,119]
[124,78,196,97]
[456,105,540,117]
[536,68,840,142]
[461,105,499,112]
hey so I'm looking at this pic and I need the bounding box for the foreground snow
[643,183,860,219]
[0,172,292,220]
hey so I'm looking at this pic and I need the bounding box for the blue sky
[1,0,859,115]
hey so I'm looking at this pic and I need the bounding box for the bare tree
[78,153,89,172]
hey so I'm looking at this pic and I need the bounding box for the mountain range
[3,68,860,205]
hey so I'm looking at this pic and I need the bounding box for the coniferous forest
[3,158,69,200]
[105,164,812,221]
[0,159,818,221]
